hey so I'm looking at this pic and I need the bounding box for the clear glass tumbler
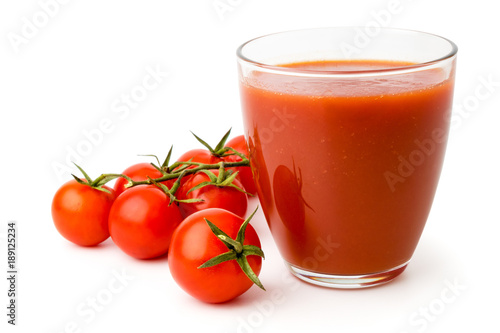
[237,27,457,288]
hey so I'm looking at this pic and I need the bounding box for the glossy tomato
[174,148,222,188]
[108,185,183,259]
[225,135,257,195]
[176,171,248,218]
[176,148,222,167]
[52,179,116,246]
[114,162,173,196]
[168,208,263,303]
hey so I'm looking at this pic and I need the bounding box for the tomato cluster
[51,132,264,303]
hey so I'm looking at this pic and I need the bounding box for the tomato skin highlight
[168,208,262,303]
[51,179,116,247]
[225,135,257,195]
[176,171,248,219]
[108,185,183,259]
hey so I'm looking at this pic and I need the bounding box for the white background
[1,0,499,332]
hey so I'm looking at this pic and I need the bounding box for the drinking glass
[237,27,457,288]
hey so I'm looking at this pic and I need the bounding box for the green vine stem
[80,149,250,193]
[72,130,252,199]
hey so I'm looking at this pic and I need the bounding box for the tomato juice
[239,60,455,276]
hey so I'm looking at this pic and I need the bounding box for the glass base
[285,261,409,289]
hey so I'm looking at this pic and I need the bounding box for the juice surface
[240,60,454,275]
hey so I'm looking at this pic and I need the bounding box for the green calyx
[191,128,234,158]
[186,163,251,196]
[191,128,248,160]
[71,163,123,194]
[148,171,203,206]
[198,207,265,291]
[138,145,173,175]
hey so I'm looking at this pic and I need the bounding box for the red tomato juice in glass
[239,60,455,277]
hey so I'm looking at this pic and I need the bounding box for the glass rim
[236,27,458,77]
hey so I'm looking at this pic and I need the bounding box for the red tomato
[225,135,257,195]
[176,171,248,218]
[52,179,116,246]
[108,185,183,259]
[175,149,223,187]
[176,148,222,167]
[168,208,263,303]
[114,163,173,196]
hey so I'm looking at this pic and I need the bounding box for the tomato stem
[132,159,249,187]
[199,207,265,291]
[70,130,251,198]
[217,235,243,254]
[191,128,232,157]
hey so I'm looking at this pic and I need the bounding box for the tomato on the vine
[176,149,222,167]
[108,185,183,259]
[175,130,229,169]
[52,179,116,247]
[175,148,222,183]
[168,208,264,303]
[114,163,173,196]
[224,135,257,195]
[176,170,248,218]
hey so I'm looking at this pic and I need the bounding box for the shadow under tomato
[66,237,115,250]
[142,251,170,262]
[203,281,273,308]
[112,252,170,268]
